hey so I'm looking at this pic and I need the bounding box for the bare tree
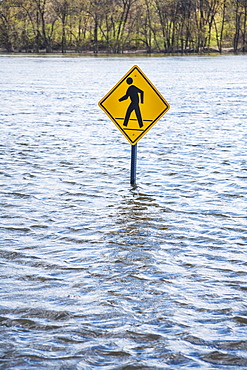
[52,0,72,52]
[0,1,14,51]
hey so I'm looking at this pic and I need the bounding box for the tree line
[0,0,247,54]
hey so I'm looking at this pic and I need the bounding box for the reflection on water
[0,54,247,369]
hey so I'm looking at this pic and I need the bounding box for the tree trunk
[233,1,241,52]
[219,0,226,53]
[94,14,98,54]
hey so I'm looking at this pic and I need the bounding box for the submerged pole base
[130,144,137,186]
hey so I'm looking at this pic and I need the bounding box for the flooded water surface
[0,54,247,369]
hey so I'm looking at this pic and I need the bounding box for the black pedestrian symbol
[119,77,144,128]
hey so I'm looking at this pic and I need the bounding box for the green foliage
[0,0,246,53]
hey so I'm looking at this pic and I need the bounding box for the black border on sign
[98,65,170,145]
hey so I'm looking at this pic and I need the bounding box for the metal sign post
[130,144,137,186]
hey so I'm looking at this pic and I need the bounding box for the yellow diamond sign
[98,65,170,145]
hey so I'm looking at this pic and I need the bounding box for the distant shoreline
[0,47,245,57]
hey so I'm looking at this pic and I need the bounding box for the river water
[0,54,247,369]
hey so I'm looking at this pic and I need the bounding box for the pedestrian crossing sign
[98,65,170,145]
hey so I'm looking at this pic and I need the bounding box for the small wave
[202,351,247,366]
[0,317,60,331]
